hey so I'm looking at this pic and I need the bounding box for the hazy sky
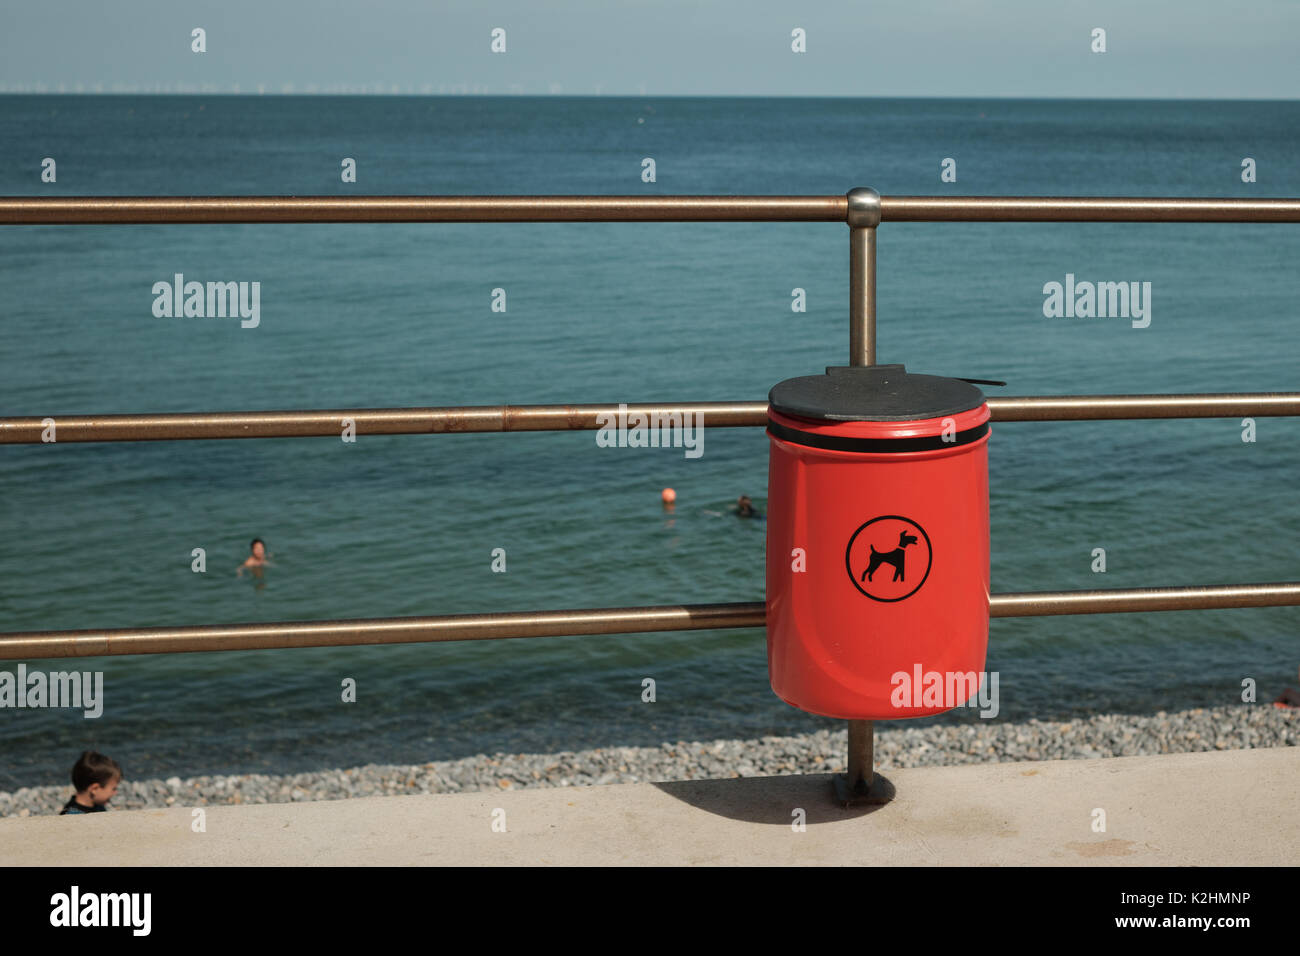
[2,0,1297,98]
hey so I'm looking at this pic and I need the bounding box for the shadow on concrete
[652,772,897,825]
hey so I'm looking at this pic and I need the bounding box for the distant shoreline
[2,703,1292,818]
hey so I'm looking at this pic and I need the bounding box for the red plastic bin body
[765,380,991,720]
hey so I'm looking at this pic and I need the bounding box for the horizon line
[2,91,1298,103]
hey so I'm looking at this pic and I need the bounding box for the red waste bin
[765,364,991,719]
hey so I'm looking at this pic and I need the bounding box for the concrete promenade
[2,747,1293,866]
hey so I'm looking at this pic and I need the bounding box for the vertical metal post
[840,187,884,804]
[847,187,881,367]
[846,718,874,790]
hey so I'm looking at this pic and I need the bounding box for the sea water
[0,95,1297,788]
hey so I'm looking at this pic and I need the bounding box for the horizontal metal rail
[0,603,766,659]
[882,196,1300,223]
[3,195,1300,224]
[0,403,763,443]
[2,394,1297,443]
[0,196,844,224]
[987,393,1300,421]
[2,583,1297,659]
[990,582,1300,617]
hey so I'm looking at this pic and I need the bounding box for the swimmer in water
[1274,665,1300,708]
[735,495,762,519]
[236,538,271,577]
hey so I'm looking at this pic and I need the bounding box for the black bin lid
[769,365,986,423]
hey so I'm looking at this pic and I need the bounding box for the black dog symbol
[863,530,919,583]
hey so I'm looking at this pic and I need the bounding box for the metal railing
[5,194,1300,223]
[4,394,1300,443]
[3,583,1299,660]
[3,191,1299,798]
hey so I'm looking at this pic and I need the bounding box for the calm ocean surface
[1,95,1297,789]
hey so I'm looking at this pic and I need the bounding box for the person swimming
[236,538,271,577]
[735,495,762,519]
[1274,665,1300,708]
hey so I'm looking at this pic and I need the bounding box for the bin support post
[836,188,892,807]
[846,718,874,788]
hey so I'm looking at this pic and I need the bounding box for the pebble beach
[2,704,1293,818]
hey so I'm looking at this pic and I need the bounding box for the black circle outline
[845,515,933,602]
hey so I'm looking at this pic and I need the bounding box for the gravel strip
[2,704,1294,818]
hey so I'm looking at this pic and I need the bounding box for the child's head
[250,538,265,559]
[72,750,122,806]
